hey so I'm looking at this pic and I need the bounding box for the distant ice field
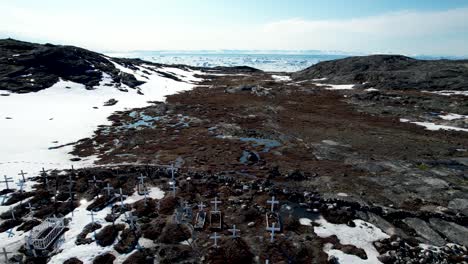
[106,52,349,72]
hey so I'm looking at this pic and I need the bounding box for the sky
[1,0,468,55]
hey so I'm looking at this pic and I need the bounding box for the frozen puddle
[0,61,202,184]
[301,216,389,263]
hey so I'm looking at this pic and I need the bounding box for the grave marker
[267,196,279,212]
[266,223,280,242]
[228,224,240,238]
[1,176,13,190]
[6,229,14,238]
[2,248,11,264]
[18,170,27,182]
[210,232,220,248]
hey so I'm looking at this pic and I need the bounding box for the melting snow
[438,113,467,121]
[271,75,292,82]
[400,119,468,132]
[314,83,355,90]
[424,90,468,96]
[312,216,389,264]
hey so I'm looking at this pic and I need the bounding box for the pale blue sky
[1,0,468,55]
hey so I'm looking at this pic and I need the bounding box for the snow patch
[400,118,468,132]
[0,64,202,185]
[424,90,468,96]
[271,75,292,82]
[313,216,389,264]
[314,83,355,90]
[438,113,467,121]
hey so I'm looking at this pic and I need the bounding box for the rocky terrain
[293,55,468,91]
[0,39,467,264]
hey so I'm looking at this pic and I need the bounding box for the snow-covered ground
[0,60,202,185]
[424,90,468,96]
[400,118,468,132]
[47,187,164,264]
[301,216,389,264]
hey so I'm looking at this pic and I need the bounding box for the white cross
[266,223,280,242]
[198,201,206,211]
[267,196,279,212]
[210,232,220,248]
[228,224,240,238]
[26,203,34,214]
[126,212,138,229]
[18,170,27,182]
[142,190,149,205]
[2,247,11,263]
[1,176,13,190]
[138,174,146,185]
[170,163,175,181]
[211,197,221,212]
[16,180,25,193]
[9,207,15,220]
[104,183,114,196]
[118,188,126,208]
[170,181,177,197]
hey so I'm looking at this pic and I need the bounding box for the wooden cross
[18,170,27,182]
[126,212,138,230]
[211,197,221,212]
[41,168,49,188]
[6,229,15,238]
[266,223,280,242]
[118,188,127,209]
[210,232,220,248]
[2,247,11,264]
[88,175,102,188]
[228,224,240,238]
[87,211,96,224]
[267,196,279,212]
[0,195,7,205]
[142,190,149,206]
[1,176,13,190]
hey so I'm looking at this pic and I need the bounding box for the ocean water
[106,52,348,72]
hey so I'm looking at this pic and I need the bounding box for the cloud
[257,8,468,54]
[1,3,468,55]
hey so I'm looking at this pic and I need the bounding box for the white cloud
[1,3,468,55]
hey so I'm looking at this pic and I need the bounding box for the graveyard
[0,39,468,264]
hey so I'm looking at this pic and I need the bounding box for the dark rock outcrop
[0,38,141,93]
[293,54,468,91]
